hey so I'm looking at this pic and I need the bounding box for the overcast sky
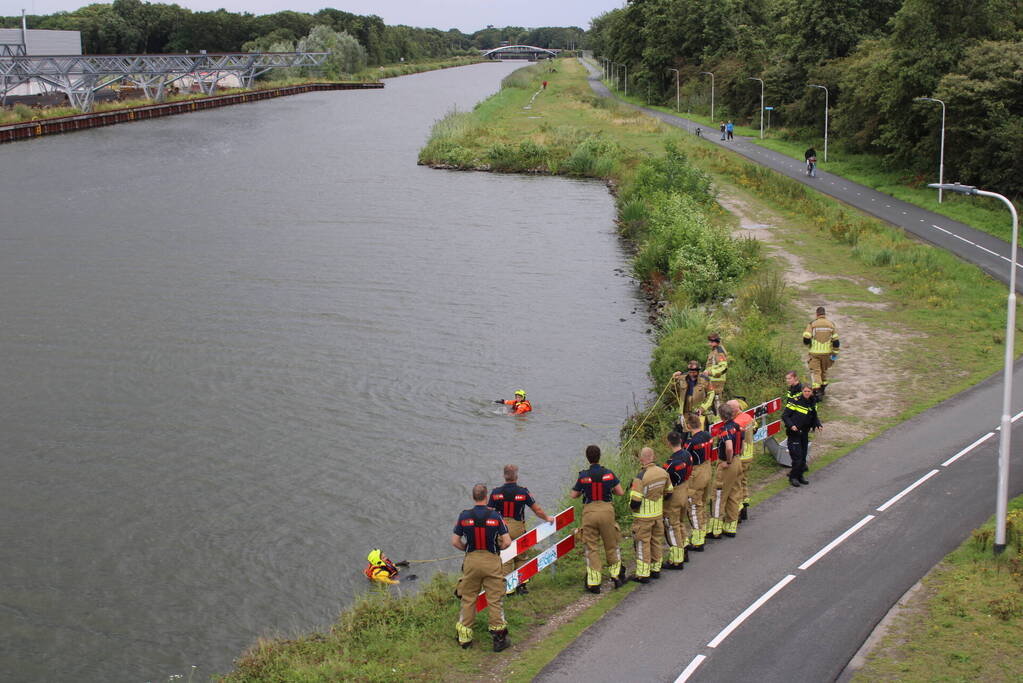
[8,0,625,32]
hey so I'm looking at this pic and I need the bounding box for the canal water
[0,62,652,681]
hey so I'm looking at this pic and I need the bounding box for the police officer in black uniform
[452,484,512,651]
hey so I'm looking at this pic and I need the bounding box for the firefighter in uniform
[495,389,532,414]
[803,307,839,397]
[488,464,555,595]
[709,403,744,538]
[706,333,729,404]
[727,399,757,522]
[452,484,512,651]
[569,445,626,593]
[683,412,714,551]
[672,361,715,431]
[662,431,693,569]
[630,447,672,582]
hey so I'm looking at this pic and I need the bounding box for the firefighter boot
[491,628,511,653]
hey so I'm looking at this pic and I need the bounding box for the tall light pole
[808,83,829,163]
[931,183,1019,554]
[748,76,764,139]
[916,97,946,203]
[701,71,715,121]
[668,68,680,112]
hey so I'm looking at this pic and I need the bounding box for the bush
[650,325,712,389]
[633,192,755,301]
[563,134,622,177]
[623,141,715,206]
[740,270,788,317]
[617,197,649,239]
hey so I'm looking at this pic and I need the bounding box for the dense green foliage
[2,1,583,65]
[590,0,1023,197]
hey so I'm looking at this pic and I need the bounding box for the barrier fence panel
[499,506,574,564]
[476,534,576,612]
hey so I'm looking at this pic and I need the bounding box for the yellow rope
[402,553,463,564]
[619,375,676,455]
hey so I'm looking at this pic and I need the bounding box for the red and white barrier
[471,507,576,612]
[754,419,782,443]
[476,533,576,611]
[498,506,574,564]
[709,397,783,437]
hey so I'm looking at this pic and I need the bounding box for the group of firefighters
[427,307,840,651]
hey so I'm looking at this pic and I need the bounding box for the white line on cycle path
[672,418,1006,681]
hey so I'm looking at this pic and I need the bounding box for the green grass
[853,497,1023,683]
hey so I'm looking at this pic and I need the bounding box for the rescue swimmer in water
[495,389,532,414]
[364,549,416,584]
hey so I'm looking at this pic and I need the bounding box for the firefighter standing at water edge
[452,484,512,651]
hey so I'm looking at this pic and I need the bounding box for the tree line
[2,1,584,65]
[589,0,1022,198]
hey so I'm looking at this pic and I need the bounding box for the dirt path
[717,189,918,460]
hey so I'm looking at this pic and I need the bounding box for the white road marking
[707,574,796,648]
[876,470,941,512]
[941,432,995,467]
[798,515,876,571]
[675,655,707,683]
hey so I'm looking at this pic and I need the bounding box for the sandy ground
[719,190,917,458]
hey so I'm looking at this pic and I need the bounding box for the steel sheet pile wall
[0,81,382,143]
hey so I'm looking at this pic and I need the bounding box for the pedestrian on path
[719,121,727,140]
[726,120,734,140]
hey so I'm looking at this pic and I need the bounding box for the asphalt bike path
[578,59,1023,294]
[533,62,1023,682]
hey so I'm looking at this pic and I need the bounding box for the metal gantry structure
[0,52,329,111]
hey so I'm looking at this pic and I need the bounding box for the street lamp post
[668,68,679,112]
[809,83,829,163]
[931,182,1019,554]
[748,76,764,139]
[916,97,946,203]
[701,71,714,121]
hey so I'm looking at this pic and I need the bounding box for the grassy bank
[607,87,1021,244]
[0,56,482,126]
[853,496,1023,682]
[222,58,1019,681]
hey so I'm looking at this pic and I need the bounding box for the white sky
[5,0,626,32]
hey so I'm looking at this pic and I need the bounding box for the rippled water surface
[0,62,652,681]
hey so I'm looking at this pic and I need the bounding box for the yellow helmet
[367,549,384,566]
[515,390,526,398]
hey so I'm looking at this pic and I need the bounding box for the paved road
[578,60,1023,294]
[534,62,1023,683]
